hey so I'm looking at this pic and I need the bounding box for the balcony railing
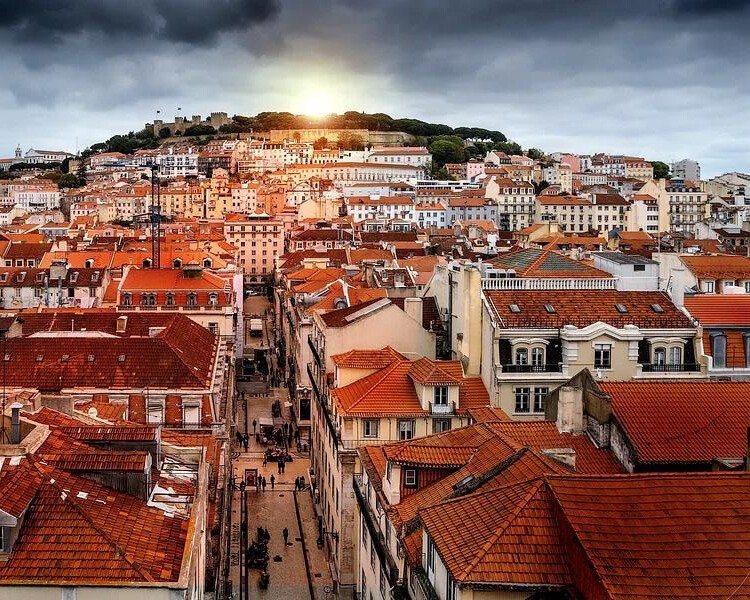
[481,277,616,290]
[640,363,700,373]
[500,363,563,373]
[353,475,399,585]
[308,334,322,368]
[414,567,440,600]
[307,363,321,401]
[429,401,455,415]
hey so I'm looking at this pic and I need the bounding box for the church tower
[15,144,21,159]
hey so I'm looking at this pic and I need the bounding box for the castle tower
[15,144,21,159]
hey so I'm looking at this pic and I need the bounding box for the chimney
[671,267,685,308]
[404,297,423,326]
[555,386,585,434]
[116,315,128,334]
[10,402,22,444]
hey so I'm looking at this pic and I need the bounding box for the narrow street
[228,295,335,600]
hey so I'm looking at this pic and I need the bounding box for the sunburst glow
[298,90,335,118]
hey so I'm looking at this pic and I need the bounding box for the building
[366,146,432,169]
[484,176,535,231]
[23,148,74,164]
[222,211,283,283]
[668,183,709,235]
[346,196,416,223]
[671,158,701,182]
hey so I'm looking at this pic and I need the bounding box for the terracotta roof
[600,381,750,466]
[331,346,406,369]
[121,267,226,291]
[0,462,188,584]
[685,295,750,326]
[681,254,750,280]
[318,297,391,328]
[407,357,463,385]
[485,290,692,329]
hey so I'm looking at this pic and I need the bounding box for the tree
[158,127,171,138]
[533,180,550,195]
[58,173,82,189]
[313,137,329,150]
[428,163,452,180]
[651,160,671,180]
[493,140,523,155]
[526,148,544,160]
[77,162,88,185]
[338,132,365,151]
[184,124,216,137]
[428,136,466,166]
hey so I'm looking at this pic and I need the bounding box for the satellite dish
[87,407,98,418]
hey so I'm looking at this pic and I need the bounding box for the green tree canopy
[428,136,467,166]
[650,160,671,179]
[58,173,83,189]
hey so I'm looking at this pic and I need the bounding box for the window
[508,303,521,313]
[363,419,379,438]
[633,264,646,272]
[122,293,132,306]
[670,346,682,365]
[712,334,727,368]
[166,293,175,306]
[650,303,664,313]
[208,322,219,335]
[515,347,528,365]
[447,573,457,600]
[531,347,544,368]
[594,344,611,369]
[398,419,414,440]
[187,293,197,306]
[0,526,10,552]
[514,387,531,413]
[208,293,218,306]
[404,469,417,488]
[361,518,369,549]
[140,293,156,306]
[386,462,392,482]
[433,418,451,433]
[433,386,448,406]
[147,404,163,424]
[183,405,200,426]
[426,536,435,574]
[654,346,667,366]
[533,387,549,413]
[615,303,628,314]
[703,280,715,293]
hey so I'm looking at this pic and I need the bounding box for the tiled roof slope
[684,295,750,326]
[331,346,405,369]
[485,290,692,328]
[599,381,750,466]
[489,248,612,278]
[0,462,188,584]
[420,479,572,587]
[681,254,750,280]
[549,473,750,600]
[1,316,216,391]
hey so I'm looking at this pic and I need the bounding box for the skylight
[615,303,628,313]
[651,303,664,313]
[508,303,521,313]
[544,303,556,314]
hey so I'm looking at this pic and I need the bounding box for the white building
[12,187,60,212]
[156,148,199,178]
[671,158,701,182]
[366,146,431,169]
[23,148,74,164]
[484,176,535,231]
[346,195,416,222]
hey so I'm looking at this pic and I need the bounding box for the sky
[1,0,749,178]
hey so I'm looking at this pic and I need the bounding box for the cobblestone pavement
[230,387,334,600]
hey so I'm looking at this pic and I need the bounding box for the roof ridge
[520,249,550,275]
[341,359,409,410]
[458,479,546,580]
[29,459,156,582]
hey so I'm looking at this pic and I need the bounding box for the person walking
[277,457,283,474]
[270,474,275,490]
[282,527,289,546]
[262,454,267,467]
[261,477,267,492]
[252,419,257,435]
[243,435,249,453]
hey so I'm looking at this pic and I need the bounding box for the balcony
[429,401,455,415]
[501,363,563,373]
[481,277,616,290]
[306,363,321,401]
[353,475,399,585]
[640,363,700,373]
[414,567,440,600]
[308,334,322,368]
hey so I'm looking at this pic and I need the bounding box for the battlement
[146,112,230,135]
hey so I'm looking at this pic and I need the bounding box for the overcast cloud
[1,0,749,176]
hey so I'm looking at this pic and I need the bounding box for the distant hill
[81,111,519,160]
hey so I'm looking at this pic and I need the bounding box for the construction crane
[133,162,163,268]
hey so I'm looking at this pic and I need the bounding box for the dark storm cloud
[0,0,280,45]
[0,0,749,175]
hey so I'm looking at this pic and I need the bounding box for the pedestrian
[281,460,286,474]
[264,527,270,542]
[270,474,275,489]
[261,477,267,492]
[252,419,257,435]
[263,454,267,467]
[283,527,289,546]
[277,458,282,474]
[243,436,249,453]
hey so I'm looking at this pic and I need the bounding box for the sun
[299,91,334,118]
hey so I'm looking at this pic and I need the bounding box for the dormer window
[187,293,197,306]
[615,303,628,314]
[165,293,175,306]
[433,386,448,406]
[122,293,132,306]
[140,293,156,306]
[173,258,183,268]
[544,303,556,314]
[208,293,218,306]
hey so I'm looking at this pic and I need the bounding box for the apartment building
[222,211,283,282]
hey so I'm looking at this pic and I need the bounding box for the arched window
[531,347,544,369]
[187,293,197,306]
[122,293,131,306]
[165,293,175,306]
[140,293,156,306]
[654,347,666,366]
[669,346,682,365]
[173,258,182,268]
[142,258,152,268]
[84,259,94,268]
[515,348,528,365]
[203,258,212,268]
[208,293,218,306]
